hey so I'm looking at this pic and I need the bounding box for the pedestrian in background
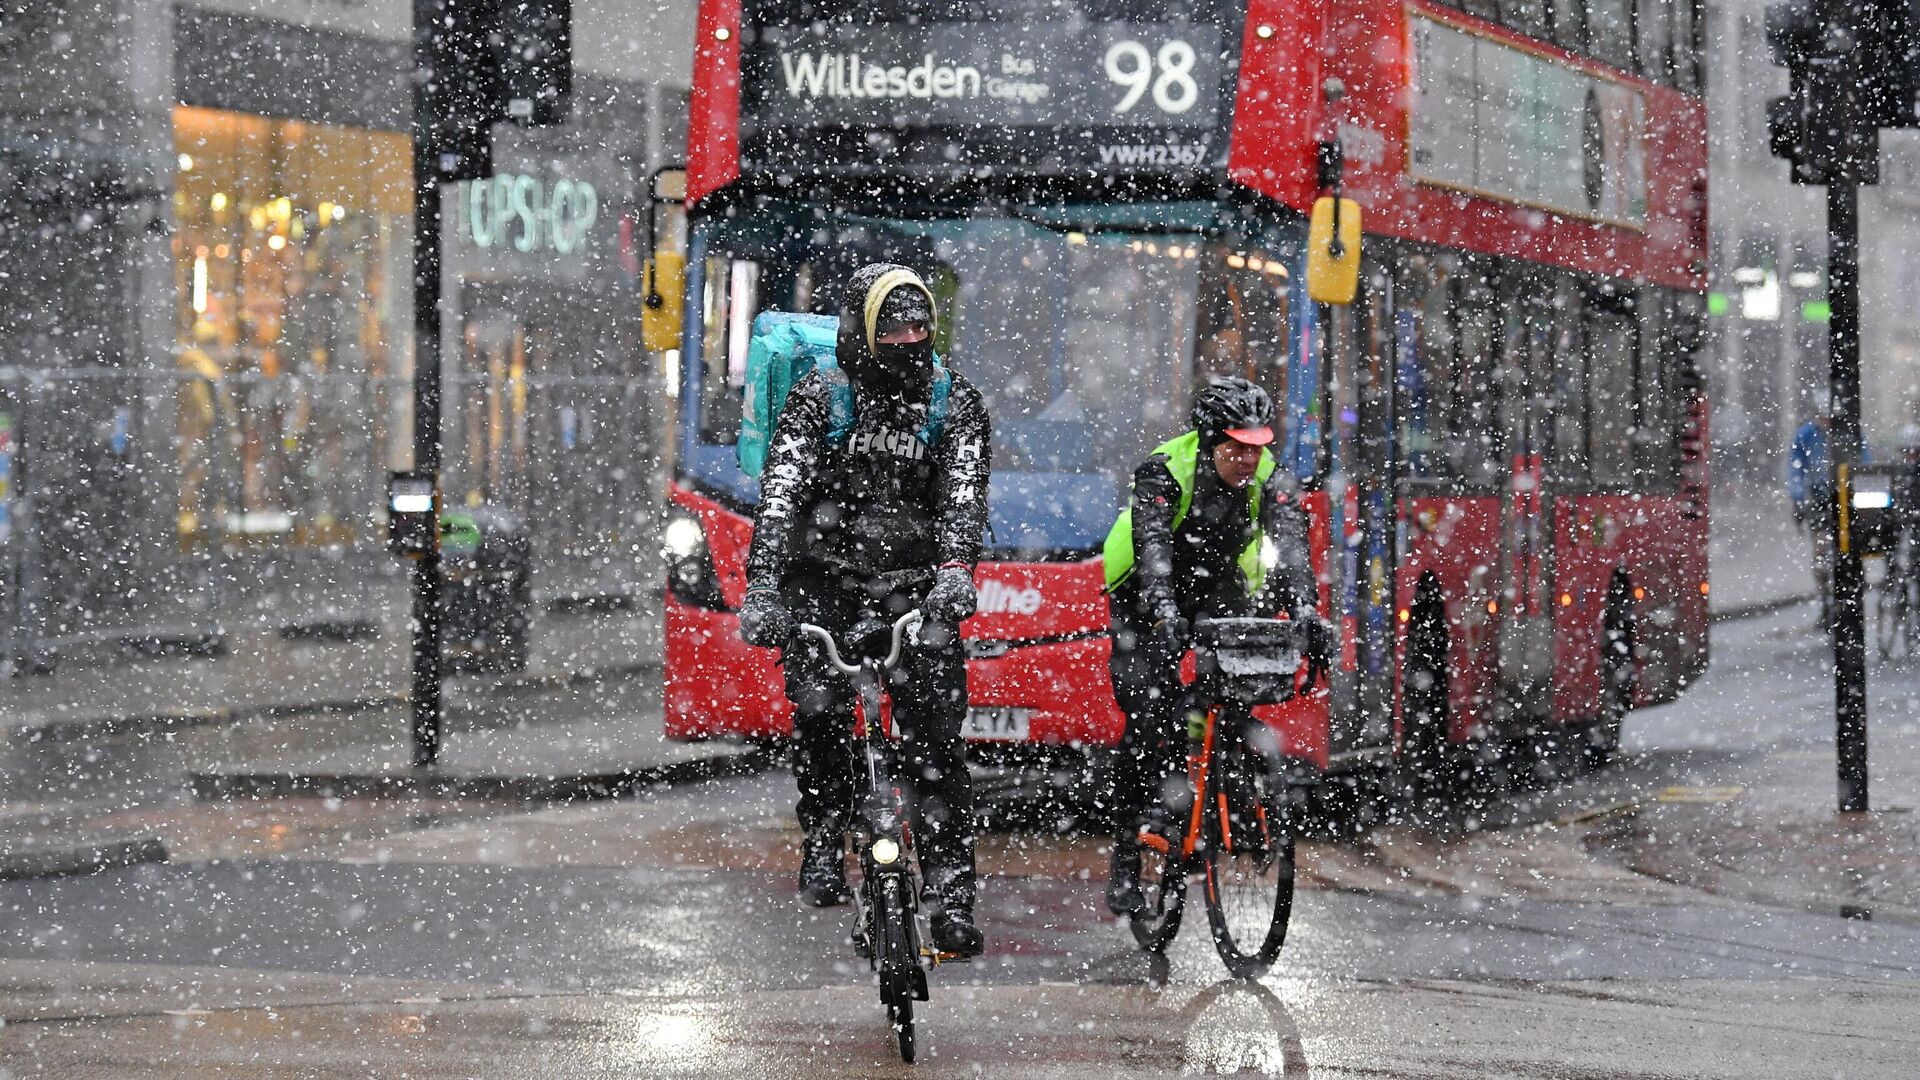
[1788,404,1869,627]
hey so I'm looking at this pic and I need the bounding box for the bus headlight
[870,837,901,865]
[664,515,705,558]
[662,512,727,611]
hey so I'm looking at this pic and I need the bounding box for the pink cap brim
[1225,426,1274,446]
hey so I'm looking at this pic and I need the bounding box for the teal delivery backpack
[737,312,840,476]
[735,310,951,476]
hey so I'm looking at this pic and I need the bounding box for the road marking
[1552,800,1644,826]
[1656,785,1746,803]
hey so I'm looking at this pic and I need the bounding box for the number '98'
[1103,39,1200,115]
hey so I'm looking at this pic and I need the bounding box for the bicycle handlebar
[796,610,924,676]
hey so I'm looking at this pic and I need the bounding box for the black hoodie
[745,267,993,588]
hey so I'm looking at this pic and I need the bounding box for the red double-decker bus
[658,0,1710,787]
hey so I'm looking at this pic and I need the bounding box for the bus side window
[1551,275,1591,487]
[1636,290,1680,489]
[1454,267,1503,488]
[1586,285,1638,489]
[1394,257,1440,483]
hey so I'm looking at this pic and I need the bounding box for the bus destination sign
[740,19,1232,180]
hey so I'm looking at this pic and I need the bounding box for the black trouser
[1104,587,1254,839]
[1104,601,1196,840]
[780,566,976,908]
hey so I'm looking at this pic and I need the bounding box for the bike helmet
[1192,375,1276,446]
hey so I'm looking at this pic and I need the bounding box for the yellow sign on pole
[1307,196,1362,305]
[642,251,686,353]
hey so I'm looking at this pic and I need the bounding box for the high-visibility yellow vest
[1102,430,1276,596]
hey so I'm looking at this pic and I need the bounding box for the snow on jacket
[745,367,991,587]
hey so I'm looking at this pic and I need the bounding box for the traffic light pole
[1827,179,1869,812]
[410,2,446,767]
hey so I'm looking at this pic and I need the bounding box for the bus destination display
[740,20,1231,178]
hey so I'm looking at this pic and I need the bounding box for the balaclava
[839,262,936,402]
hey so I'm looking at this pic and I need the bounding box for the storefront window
[171,106,411,543]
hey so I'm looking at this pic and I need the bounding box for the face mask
[858,338,934,398]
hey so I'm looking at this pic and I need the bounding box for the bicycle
[1128,617,1313,979]
[796,609,965,1063]
[1858,465,1919,659]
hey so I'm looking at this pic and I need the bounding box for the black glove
[924,565,977,624]
[738,588,793,648]
[1295,613,1333,683]
[1152,611,1190,652]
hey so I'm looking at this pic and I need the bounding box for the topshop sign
[458,172,600,255]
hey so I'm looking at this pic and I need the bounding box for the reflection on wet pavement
[7,974,1918,1078]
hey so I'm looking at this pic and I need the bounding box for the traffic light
[1867,0,1920,127]
[500,0,572,127]
[1764,0,1821,68]
[413,0,572,182]
[1764,1,1881,184]
[416,0,501,181]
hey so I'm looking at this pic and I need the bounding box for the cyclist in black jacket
[737,263,993,957]
[1100,375,1327,916]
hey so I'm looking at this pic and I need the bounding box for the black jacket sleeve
[1128,455,1182,621]
[744,374,831,590]
[1257,484,1315,618]
[932,375,993,567]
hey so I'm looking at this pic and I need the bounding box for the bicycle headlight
[870,837,901,865]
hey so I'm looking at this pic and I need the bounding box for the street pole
[1827,178,1869,813]
[410,4,446,767]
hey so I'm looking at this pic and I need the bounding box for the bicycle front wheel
[1201,741,1297,979]
[874,875,918,1062]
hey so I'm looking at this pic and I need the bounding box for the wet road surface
[2,766,1918,1077]
[3,604,1918,1077]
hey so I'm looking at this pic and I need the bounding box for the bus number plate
[965,707,1031,741]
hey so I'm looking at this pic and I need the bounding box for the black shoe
[930,906,984,958]
[798,832,850,907]
[1106,839,1144,916]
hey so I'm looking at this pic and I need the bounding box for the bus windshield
[680,204,1305,556]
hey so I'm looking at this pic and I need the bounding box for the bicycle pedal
[920,948,972,965]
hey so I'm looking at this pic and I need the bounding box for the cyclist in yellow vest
[1099,375,1327,916]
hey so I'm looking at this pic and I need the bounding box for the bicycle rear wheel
[1201,739,1297,979]
[1128,836,1187,952]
